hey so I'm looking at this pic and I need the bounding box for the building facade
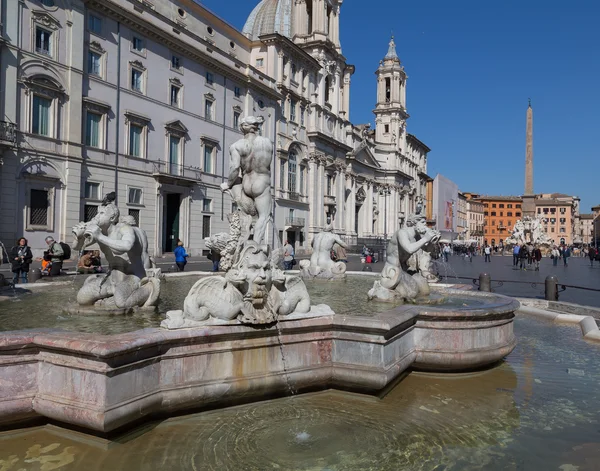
[0,0,430,257]
[478,196,523,247]
[456,192,467,241]
[463,192,484,246]
[534,193,579,246]
[579,214,595,245]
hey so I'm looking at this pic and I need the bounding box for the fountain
[298,225,348,280]
[0,117,520,440]
[65,193,161,314]
[505,215,552,247]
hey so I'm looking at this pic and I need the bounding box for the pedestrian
[589,246,596,267]
[335,242,348,263]
[443,244,450,262]
[10,237,33,285]
[519,244,528,270]
[551,246,559,267]
[532,245,542,271]
[512,244,520,266]
[563,245,570,267]
[44,236,64,276]
[210,249,221,272]
[174,240,189,271]
[283,240,295,270]
[484,244,491,263]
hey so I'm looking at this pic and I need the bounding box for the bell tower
[374,36,408,146]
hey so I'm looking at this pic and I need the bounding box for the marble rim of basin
[0,287,518,434]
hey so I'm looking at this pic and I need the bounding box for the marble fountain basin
[0,275,518,435]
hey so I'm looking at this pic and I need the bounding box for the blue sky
[200,0,600,212]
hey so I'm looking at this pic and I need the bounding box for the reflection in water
[1,316,599,470]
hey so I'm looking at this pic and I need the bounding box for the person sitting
[77,250,94,274]
[90,250,103,273]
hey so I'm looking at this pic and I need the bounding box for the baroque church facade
[0,0,430,257]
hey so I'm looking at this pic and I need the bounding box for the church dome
[242,0,293,40]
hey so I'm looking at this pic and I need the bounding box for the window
[169,135,181,175]
[543,208,549,214]
[492,204,497,208]
[551,227,555,233]
[88,51,102,76]
[131,68,143,93]
[88,14,102,35]
[500,212,504,217]
[233,111,240,128]
[484,211,488,216]
[32,95,51,136]
[291,63,297,80]
[203,199,212,212]
[30,189,48,226]
[499,204,504,208]
[560,207,566,214]
[171,85,181,107]
[128,209,140,226]
[516,204,521,208]
[128,187,142,205]
[492,220,496,226]
[300,107,305,126]
[206,71,214,85]
[40,0,55,6]
[290,99,297,122]
[203,144,214,173]
[234,86,241,98]
[560,218,566,224]
[491,211,496,216]
[279,159,285,189]
[550,218,556,223]
[205,99,213,120]
[255,58,264,67]
[507,212,513,217]
[507,204,513,208]
[84,204,98,222]
[288,151,297,193]
[537,208,541,214]
[84,182,100,200]
[499,220,504,227]
[550,208,556,214]
[384,124,389,133]
[516,212,521,217]
[132,36,145,53]
[35,28,52,56]
[326,175,333,196]
[171,55,182,71]
[129,124,143,157]
[85,112,102,148]
[202,215,211,238]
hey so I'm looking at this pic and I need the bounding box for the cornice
[87,0,281,101]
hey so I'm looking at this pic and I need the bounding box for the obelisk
[522,99,536,217]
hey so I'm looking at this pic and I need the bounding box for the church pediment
[32,10,62,31]
[347,142,380,169]
[165,119,188,136]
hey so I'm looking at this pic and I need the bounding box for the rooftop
[475,195,523,202]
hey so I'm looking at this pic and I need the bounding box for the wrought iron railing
[151,161,202,181]
[285,217,305,227]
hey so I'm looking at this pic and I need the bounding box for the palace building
[0,0,430,257]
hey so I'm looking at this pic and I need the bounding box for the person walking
[551,246,560,267]
[563,245,571,267]
[443,244,450,263]
[589,246,597,267]
[174,240,189,271]
[283,240,295,270]
[10,237,33,285]
[512,244,520,266]
[484,244,491,263]
[519,244,529,270]
[532,245,542,271]
[210,249,221,272]
[44,236,64,276]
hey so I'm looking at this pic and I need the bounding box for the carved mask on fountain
[226,242,272,308]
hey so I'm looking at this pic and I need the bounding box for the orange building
[477,196,523,246]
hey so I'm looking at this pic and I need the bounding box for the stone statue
[162,118,332,328]
[162,241,332,328]
[70,197,160,313]
[368,211,440,302]
[505,216,551,247]
[221,116,272,245]
[299,225,347,280]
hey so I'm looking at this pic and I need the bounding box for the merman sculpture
[299,225,348,280]
[70,196,160,313]
[368,211,440,302]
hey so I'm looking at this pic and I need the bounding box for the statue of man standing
[221,116,273,245]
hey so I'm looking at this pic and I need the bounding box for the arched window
[324,76,330,103]
[288,150,297,194]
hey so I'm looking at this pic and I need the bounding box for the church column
[277,52,284,86]
[336,169,344,231]
[294,0,307,35]
[308,157,318,229]
[317,159,325,228]
[366,183,374,235]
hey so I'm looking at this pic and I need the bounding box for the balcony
[151,161,202,186]
[285,217,305,227]
[324,194,336,206]
[288,191,301,201]
[0,121,17,146]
